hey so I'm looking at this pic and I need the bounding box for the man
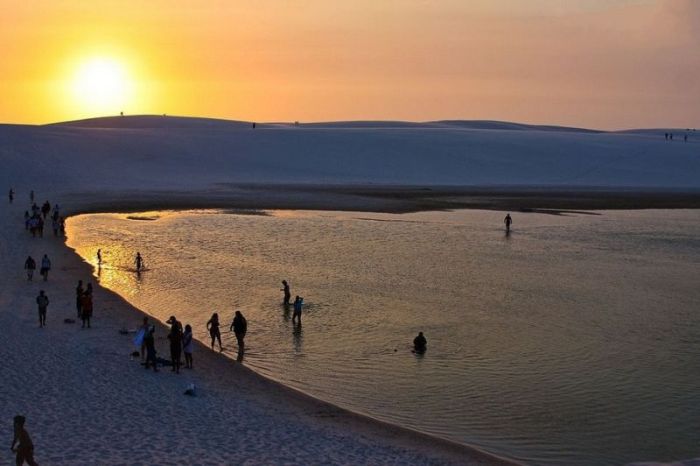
[292,296,304,324]
[36,291,49,327]
[504,213,513,232]
[281,280,291,305]
[413,332,427,353]
[230,311,248,353]
[24,256,36,281]
[11,415,38,466]
[40,255,51,281]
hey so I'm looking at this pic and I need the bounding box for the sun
[71,57,134,115]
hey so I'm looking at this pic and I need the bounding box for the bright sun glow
[71,57,134,115]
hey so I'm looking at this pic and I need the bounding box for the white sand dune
[1,115,698,464]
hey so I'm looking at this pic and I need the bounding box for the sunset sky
[1,0,698,129]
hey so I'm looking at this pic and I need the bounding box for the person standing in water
[413,331,427,353]
[183,324,194,369]
[135,252,143,272]
[206,312,223,351]
[11,415,39,466]
[96,249,102,267]
[230,311,248,353]
[281,280,291,305]
[504,213,513,232]
[24,256,36,281]
[292,296,304,324]
[36,290,49,328]
[40,254,51,281]
[167,316,183,374]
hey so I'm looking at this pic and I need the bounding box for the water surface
[67,209,700,465]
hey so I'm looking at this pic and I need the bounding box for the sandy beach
[1,191,520,465]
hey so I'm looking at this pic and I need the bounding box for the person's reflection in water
[293,322,303,353]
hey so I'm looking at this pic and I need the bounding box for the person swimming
[413,332,427,353]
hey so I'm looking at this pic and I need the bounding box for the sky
[0,0,698,129]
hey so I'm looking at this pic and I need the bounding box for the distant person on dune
[8,188,14,203]
[29,190,34,203]
[24,256,36,281]
[36,290,49,328]
[230,310,247,353]
[96,249,102,266]
[413,332,427,353]
[504,213,512,232]
[685,134,688,143]
[281,280,291,305]
[183,324,194,369]
[11,415,38,466]
[206,312,223,351]
[292,296,304,324]
[41,201,50,219]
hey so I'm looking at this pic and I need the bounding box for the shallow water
[67,209,700,465]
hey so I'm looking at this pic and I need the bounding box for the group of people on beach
[664,132,690,142]
[23,197,65,238]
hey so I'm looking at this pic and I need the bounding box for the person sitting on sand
[166,316,183,374]
[206,312,223,351]
[143,326,158,372]
[36,290,49,328]
[281,280,291,305]
[183,324,194,369]
[230,311,248,353]
[11,415,38,466]
[292,296,304,324]
[413,332,427,353]
[24,256,36,281]
[504,213,512,232]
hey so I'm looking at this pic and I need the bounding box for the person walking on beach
[206,312,223,351]
[41,201,50,220]
[24,211,29,230]
[281,280,291,306]
[183,324,194,369]
[75,280,84,319]
[40,254,51,281]
[292,296,304,324]
[167,316,183,374]
[504,213,513,232]
[80,290,93,328]
[413,332,427,353]
[96,249,102,266]
[230,311,247,353]
[8,188,14,203]
[36,290,49,328]
[11,415,39,466]
[29,190,34,203]
[135,252,143,272]
[143,326,158,372]
[24,256,36,281]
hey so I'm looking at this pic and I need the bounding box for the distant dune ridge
[1,115,698,194]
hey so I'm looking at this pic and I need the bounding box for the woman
[206,312,222,351]
[183,324,194,369]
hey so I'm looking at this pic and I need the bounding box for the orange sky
[1,0,698,129]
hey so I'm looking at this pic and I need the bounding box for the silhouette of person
[135,252,143,272]
[230,310,248,353]
[292,296,304,323]
[281,280,291,305]
[413,332,427,353]
[36,290,49,327]
[504,213,513,232]
[11,415,38,466]
[206,312,223,351]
